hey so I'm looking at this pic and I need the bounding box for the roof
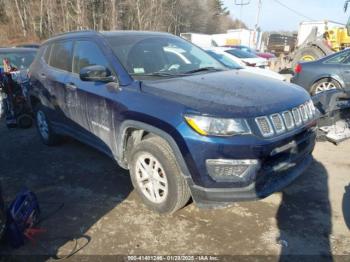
[0,47,37,53]
[100,30,173,37]
[42,30,174,45]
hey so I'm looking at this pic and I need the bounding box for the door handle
[39,73,46,79]
[65,83,77,91]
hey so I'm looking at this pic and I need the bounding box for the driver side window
[72,41,112,74]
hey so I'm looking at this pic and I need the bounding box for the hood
[140,70,310,118]
[241,67,286,81]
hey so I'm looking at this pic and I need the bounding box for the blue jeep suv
[29,31,317,213]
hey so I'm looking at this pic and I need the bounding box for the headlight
[184,114,251,136]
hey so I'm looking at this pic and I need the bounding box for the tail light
[294,64,302,74]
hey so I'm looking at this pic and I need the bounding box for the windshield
[226,48,258,59]
[0,51,36,70]
[206,50,242,69]
[105,34,226,78]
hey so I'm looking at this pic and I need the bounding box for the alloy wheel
[314,81,337,94]
[135,152,168,204]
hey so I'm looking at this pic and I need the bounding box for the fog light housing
[206,159,260,183]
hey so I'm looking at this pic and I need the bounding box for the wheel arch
[117,120,191,179]
[311,74,344,88]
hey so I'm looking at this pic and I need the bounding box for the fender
[117,120,192,179]
[311,73,345,88]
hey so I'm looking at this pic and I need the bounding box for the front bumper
[184,126,316,207]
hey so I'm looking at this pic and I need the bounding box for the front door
[66,40,118,154]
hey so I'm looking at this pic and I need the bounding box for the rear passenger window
[43,45,52,64]
[72,41,111,74]
[325,51,350,64]
[50,41,73,72]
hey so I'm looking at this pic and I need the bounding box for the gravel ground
[0,122,349,260]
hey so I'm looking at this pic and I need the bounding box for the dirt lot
[0,121,349,259]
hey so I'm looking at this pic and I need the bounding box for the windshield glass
[105,34,226,78]
[226,48,258,59]
[206,50,242,69]
[0,51,36,70]
[237,46,256,53]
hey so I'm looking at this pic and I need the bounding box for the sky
[222,0,349,31]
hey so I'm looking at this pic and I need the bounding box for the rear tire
[35,105,62,146]
[129,136,191,214]
[311,78,341,95]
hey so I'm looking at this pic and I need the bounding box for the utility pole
[234,0,250,28]
[255,0,262,31]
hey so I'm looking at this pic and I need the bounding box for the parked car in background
[0,48,37,70]
[29,30,316,213]
[15,43,40,49]
[291,49,350,95]
[225,45,276,60]
[224,48,268,68]
[206,47,286,81]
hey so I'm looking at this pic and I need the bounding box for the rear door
[45,40,74,126]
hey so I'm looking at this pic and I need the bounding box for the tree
[0,0,247,45]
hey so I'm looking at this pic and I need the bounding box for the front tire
[129,136,191,214]
[35,105,62,146]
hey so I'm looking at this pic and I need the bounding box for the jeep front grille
[255,100,316,137]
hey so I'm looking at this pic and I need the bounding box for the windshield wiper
[130,72,182,77]
[183,67,224,74]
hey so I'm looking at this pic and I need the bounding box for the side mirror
[79,65,115,83]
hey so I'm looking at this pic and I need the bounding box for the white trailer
[180,29,262,50]
[179,33,214,48]
[225,29,262,50]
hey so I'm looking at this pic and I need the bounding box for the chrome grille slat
[255,116,274,137]
[299,104,308,122]
[282,111,295,130]
[270,113,285,134]
[305,102,313,118]
[292,107,302,126]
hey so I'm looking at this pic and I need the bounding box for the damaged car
[28,31,317,213]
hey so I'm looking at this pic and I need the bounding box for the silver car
[291,49,350,95]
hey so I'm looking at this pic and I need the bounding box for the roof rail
[41,29,99,45]
[51,29,97,38]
